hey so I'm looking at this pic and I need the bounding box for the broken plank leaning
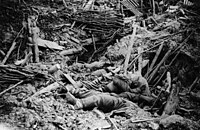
[145,42,164,78]
[124,25,137,75]
[2,27,24,65]
[152,32,193,87]
[137,47,143,75]
[148,47,172,83]
[0,80,24,96]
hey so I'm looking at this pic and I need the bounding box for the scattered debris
[1,0,200,130]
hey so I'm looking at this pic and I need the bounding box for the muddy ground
[0,0,200,130]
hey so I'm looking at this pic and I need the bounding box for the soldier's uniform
[65,73,153,112]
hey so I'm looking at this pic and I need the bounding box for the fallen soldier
[62,73,154,113]
[101,73,151,101]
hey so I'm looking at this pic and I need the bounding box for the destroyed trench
[1,0,200,129]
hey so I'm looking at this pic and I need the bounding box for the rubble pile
[0,0,200,129]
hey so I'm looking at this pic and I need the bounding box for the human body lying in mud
[60,73,155,113]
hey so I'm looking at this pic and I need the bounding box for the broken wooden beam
[25,82,60,101]
[124,25,137,75]
[60,47,82,56]
[145,42,163,78]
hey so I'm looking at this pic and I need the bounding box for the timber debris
[0,0,200,129]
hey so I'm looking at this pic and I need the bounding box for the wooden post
[28,16,39,63]
[32,27,40,63]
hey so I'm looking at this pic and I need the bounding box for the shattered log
[162,82,180,116]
